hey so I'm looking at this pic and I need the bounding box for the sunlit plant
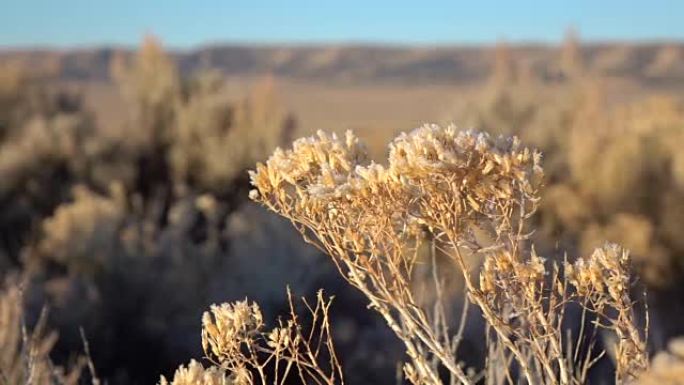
[245,124,648,385]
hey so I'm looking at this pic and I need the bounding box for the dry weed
[250,124,649,384]
[160,290,343,385]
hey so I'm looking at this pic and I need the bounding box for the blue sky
[1,0,682,48]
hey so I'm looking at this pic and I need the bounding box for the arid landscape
[4,30,684,384]
[8,39,684,152]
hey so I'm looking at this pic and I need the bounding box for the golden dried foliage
[160,290,343,385]
[250,124,649,385]
[159,360,232,385]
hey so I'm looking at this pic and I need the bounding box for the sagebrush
[164,124,651,385]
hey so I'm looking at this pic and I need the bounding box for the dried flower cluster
[565,244,649,382]
[202,300,264,362]
[250,125,541,223]
[159,360,232,385]
[159,290,343,385]
[566,244,631,303]
[250,124,649,385]
[469,78,684,289]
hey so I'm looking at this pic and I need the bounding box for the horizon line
[3,37,684,53]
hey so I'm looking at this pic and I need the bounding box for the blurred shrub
[637,338,684,385]
[171,74,295,194]
[35,184,126,275]
[0,276,84,385]
[0,65,96,266]
[0,36,306,384]
[459,73,684,289]
[112,36,295,198]
[110,35,179,149]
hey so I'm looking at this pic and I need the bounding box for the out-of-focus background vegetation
[3,2,684,384]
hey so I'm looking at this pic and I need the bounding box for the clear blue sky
[1,0,682,48]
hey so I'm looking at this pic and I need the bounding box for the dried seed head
[201,300,263,361]
[158,360,233,385]
[248,130,368,202]
[566,243,631,302]
[266,326,291,349]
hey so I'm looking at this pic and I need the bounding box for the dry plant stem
[566,245,649,383]
[449,243,536,385]
[295,235,449,384]
[323,236,470,385]
[79,328,101,385]
[265,197,472,383]
[425,166,573,385]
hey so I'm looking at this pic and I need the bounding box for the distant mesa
[1,43,684,86]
